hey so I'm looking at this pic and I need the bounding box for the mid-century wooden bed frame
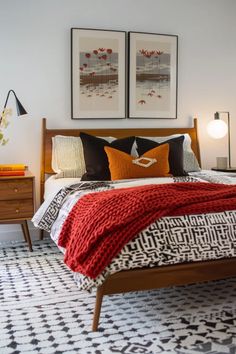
[40,117,236,331]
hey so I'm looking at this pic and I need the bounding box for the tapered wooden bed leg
[92,286,104,331]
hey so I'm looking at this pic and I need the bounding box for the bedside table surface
[212,167,236,172]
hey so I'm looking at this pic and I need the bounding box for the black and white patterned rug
[0,239,236,354]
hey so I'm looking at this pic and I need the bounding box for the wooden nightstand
[0,171,35,251]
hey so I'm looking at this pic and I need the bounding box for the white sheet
[44,169,236,201]
[44,175,81,200]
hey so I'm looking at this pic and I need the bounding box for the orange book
[0,170,25,176]
[0,164,25,171]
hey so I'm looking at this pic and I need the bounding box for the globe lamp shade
[207,119,228,139]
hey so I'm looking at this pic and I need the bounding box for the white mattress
[44,175,81,200]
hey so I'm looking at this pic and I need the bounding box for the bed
[37,117,236,331]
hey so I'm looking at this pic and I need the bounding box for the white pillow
[52,135,86,178]
[135,134,200,172]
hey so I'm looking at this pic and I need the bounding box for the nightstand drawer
[0,179,33,200]
[0,199,34,220]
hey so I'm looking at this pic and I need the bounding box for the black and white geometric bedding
[32,172,236,292]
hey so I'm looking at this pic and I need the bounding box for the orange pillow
[104,144,171,180]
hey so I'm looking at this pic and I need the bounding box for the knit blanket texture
[58,182,236,278]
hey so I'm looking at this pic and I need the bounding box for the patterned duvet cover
[32,171,236,291]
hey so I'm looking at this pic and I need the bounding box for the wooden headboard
[41,118,201,202]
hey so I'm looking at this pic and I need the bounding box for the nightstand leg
[21,225,27,242]
[39,229,44,240]
[21,221,33,252]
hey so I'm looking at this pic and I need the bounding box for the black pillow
[80,132,135,180]
[136,136,187,176]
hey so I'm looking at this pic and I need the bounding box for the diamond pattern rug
[0,239,236,354]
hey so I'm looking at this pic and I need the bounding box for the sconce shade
[0,90,28,145]
[2,90,27,117]
[207,119,228,139]
[14,95,27,116]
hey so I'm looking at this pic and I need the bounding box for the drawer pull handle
[15,209,20,213]
[14,188,18,193]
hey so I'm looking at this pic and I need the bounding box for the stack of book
[0,164,26,176]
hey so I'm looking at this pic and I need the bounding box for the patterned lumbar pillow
[104,144,171,180]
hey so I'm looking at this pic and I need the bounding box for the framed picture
[128,31,178,119]
[71,28,126,119]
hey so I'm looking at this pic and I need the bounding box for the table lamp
[207,111,236,172]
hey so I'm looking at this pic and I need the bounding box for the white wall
[0,0,236,241]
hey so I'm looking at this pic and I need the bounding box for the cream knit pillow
[52,135,86,178]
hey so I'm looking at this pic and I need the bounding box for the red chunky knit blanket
[58,182,236,278]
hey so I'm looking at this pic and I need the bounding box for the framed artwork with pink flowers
[128,32,178,119]
[71,28,126,119]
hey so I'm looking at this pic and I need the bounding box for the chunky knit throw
[58,182,236,279]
